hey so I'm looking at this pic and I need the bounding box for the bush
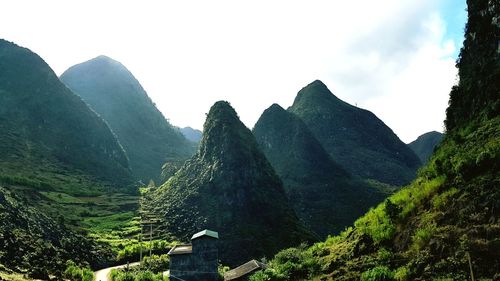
[64,260,94,281]
[361,266,394,281]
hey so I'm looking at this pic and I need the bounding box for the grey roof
[224,260,268,280]
[167,244,193,255]
[191,229,219,240]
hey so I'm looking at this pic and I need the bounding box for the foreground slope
[250,1,499,280]
[61,56,194,183]
[408,131,443,164]
[253,104,389,238]
[147,101,314,266]
[0,186,112,279]
[288,80,421,186]
[0,39,131,186]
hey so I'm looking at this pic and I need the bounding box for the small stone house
[224,260,268,281]
[167,229,219,281]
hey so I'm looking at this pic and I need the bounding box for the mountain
[60,56,194,183]
[253,104,389,238]
[408,131,444,164]
[288,80,421,186]
[250,1,499,280]
[180,126,203,143]
[0,186,112,279]
[146,101,315,266]
[0,39,131,186]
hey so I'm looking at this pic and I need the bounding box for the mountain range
[0,39,132,187]
[408,131,443,164]
[253,103,390,238]
[146,101,315,266]
[288,80,422,186]
[61,56,194,184]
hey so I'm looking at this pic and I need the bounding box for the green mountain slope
[253,104,390,238]
[146,101,315,266]
[0,186,112,279]
[250,1,499,280]
[288,80,421,186]
[61,56,194,183]
[0,39,132,186]
[408,131,443,164]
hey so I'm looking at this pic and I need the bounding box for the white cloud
[0,0,461,142]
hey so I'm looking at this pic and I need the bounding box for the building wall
[169,237,218,281]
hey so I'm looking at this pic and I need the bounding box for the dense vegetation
[61,56,194,184]
[146,101,315,266]
[253,104,391,238]
[249,1,499,279]
[0,186,112,279]
[408,131,444,164]
[0,40,132,186]
[288,80,421,186]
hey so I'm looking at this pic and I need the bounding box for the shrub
[64,260,94,281]
[361,266,394,281]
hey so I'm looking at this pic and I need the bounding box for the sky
[0,0,467,142]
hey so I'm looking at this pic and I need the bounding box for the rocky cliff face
[148,101,315,266]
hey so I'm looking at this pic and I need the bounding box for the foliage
[110,268,167,281]
[64,260,94,281]
[360,266,394,281]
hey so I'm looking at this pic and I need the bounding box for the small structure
[168,229,219,281]
[224,260,268,281]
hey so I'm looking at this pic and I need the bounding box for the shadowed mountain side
[408,131,444,164]
[288,80,422,186]
[61,56,194,183]
[0,39,132,186]
[147,101,315,266]
[253,104,390,238]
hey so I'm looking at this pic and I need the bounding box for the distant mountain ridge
[147,101,315,266]
[61,56,194,183]
[0,40,132,185]
[288,80,421,186]
[180,126,202,143]
[253,104,389,237]
[408,131,443,164]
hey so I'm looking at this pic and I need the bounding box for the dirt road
[94,262,140,281]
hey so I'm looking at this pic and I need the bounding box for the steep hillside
[0,39,132,186]
[288,80,421,186]
[408,131,444,164]
[253,104,390,238]
[0,186,112,279]
[250,1,499,280]
[147,101,315,266]
[61,56,194,183]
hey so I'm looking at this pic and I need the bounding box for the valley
[0,1,498,280]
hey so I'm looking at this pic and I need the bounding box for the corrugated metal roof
[167,244,193,255]
[191,229,219,240]
[224,260,267,280]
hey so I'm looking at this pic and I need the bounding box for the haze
[0,0,466,142]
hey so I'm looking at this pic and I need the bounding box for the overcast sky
[0,0,466,142]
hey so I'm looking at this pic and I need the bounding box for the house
[224,260,268,281]
[167,229,219,281]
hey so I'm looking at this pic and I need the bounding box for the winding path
[94,262,140,281]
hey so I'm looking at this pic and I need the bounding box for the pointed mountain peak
[292,80,342,107]
[199,101,258,163]
[206,100,239,121]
